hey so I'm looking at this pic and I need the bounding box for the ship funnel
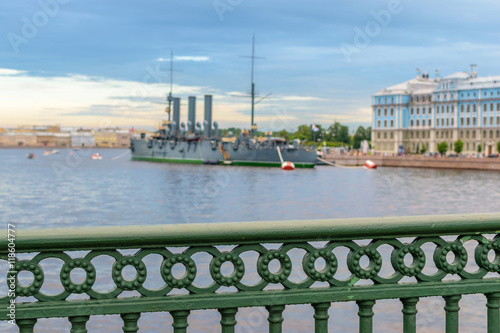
[204,95,213,138]
[188,96,196,134]
[173,97,181,135]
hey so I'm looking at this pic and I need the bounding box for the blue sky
[2,0,500,131]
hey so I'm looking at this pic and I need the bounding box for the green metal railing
[2,213,500,332]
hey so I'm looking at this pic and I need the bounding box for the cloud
[158,56,210,62]
[280,96,326,101]
[0,68,26,76]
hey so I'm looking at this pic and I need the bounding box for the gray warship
[130,40,317,168]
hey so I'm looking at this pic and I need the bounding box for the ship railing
[2,213,500,332]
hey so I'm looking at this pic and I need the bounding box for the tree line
[220,122,371,148]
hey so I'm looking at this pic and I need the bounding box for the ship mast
[241,34,269,137]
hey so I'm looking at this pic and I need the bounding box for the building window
[446,119,449,126]
[422,108,425,115]
[473,117,477,125]
[410,132,413,138]
[384,132,387,139]
[377,120,381,128]
[497,103,500,111]
[467,105,470,112]
[447,105,449,113]
[461,105,464,113]
[390,132,394,139]
[390,108,394,116]
[384,120,387,127]
[411,108,414,115]
[491,117,494,125]
[484,130,487,138]
[422,119,426,126]
[384,108,387,116]
[484,104,487,112]
[467,118,470,126]
[472,130,476,138]
[460,130,463,138]
[497,116,500,125]
[390,120,394,128]
[497,130,500,138]
[466,142,469,150]
[377,132,380,139]
[410,97,413,103]
[416,96,419,102]
[410,120,414,126]
[384,98,387,104]
[460,118,464,126]
[473,142,476,150]
[483,117,487,126]
[391,97,394,104]
[429,120,432,126]
[490,130,493,138]
[429,107,432,114]
[491,103,494,111]
[416,131,419,138]
[451,105,454,113]
[473,104,476,112]
[416,120,420,126]
[417,108,420,115]
[466,131,470,138]
[451,119,454,126]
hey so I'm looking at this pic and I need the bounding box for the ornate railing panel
[1,213,500,332]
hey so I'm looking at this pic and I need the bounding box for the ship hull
[130,139,316,168]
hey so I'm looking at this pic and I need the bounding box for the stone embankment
[324,155,500,171]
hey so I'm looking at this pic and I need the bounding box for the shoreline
[325,155,500,171]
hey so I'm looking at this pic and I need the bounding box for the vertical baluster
[312,302,331,333]
[357,300,375,333]
[69,315,90,333]
[121,313,141,333]
[443,295,461,333]
[16,318,37,333]
[266,305,285,333]
[219,308,238,333]
[171,310,190,333]
[486,292,500,333]
[401,297,418,333]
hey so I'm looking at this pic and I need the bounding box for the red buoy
[364,160,377,169]
[281,161,295,170]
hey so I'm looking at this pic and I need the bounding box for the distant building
[71,132,94,147]
[54,133,71,147]
[0,133,37,147]
[372,65,500,155]
[115,130,131,148]
[94,130,117,147]
[36,133,56,147]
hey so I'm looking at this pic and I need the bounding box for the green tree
[454,139,464,155]
[478,144,482,154]
[326,121,350,144]
[437,142,449,156]
[353,126,366,149]
[291,124,311,141]
[420,144,427,154]
[276,129,290,141]
[497,141,500,155]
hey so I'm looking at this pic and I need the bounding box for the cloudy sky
[2,0,500,131]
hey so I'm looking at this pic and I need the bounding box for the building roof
[374,76,439,96]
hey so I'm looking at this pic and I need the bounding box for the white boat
[43,149,59,156]
[91,153,102,160]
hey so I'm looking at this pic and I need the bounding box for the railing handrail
[3,213,500,252]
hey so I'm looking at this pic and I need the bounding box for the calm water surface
[1,148,499,332]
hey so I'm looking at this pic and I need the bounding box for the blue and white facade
[372,66,500,155]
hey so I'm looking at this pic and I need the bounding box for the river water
[1,148,499,332]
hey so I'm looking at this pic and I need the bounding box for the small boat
[91,153,102,160]
[43,149,59,156]
[26,153,35,159]
[364,160,377,169]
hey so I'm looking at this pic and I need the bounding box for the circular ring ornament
[112,256,147,291]
[347,246,382,279]
[257,250,292,284]
[210,252,245,287]
[303,249,338,281]
[13,260,44,297]
[60,258,96,293]
[476,240,500,272]
[391,245,426,277]
[434,242,467,274]
[161,254,197,289]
